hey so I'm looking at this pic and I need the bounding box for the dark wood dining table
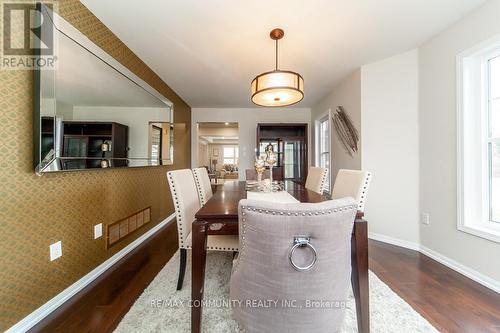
[191,181,369,333]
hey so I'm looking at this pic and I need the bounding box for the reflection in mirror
[35,6,173,173]
[149,122,174,166]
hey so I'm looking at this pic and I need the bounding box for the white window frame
[315,110,332,193]
[457,35,500,243]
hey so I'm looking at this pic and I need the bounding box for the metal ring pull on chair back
[288,236,318,271]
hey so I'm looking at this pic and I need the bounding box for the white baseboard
[368,232,500,294]
[368,232,421,251]
[419,245,500,294]
[6,213,176,333]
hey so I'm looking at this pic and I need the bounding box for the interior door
[283,139,305,182]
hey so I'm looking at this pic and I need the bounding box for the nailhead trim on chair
[320,168,329,194]
[357,172,372,212]
[241,204,358,216]
[232,208,248,272]
[184,244,239,251]
[167,171,186,249]
[193,168,207,206]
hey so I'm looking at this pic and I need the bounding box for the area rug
[115,251,438,333]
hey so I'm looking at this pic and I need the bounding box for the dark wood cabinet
[256,123,308,183]
[61,121,128,169]
[40,116,55,162]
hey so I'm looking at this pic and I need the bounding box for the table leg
[351,220,370,333]
[191,220,208,333]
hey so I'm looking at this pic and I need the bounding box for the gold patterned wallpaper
[0,1,190,329]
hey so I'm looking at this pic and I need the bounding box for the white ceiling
[82,0,485,108]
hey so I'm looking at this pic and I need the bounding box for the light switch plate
[50,241,62,261]
[94,223,103,239]
[421,212,430,225]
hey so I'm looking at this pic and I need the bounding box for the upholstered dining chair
[305,166,329,194]
[331,169,372,212]
[230,198,358,333]
[193,167,213,206]
[167,169,239,290]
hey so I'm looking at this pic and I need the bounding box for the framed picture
[212,148,219,157]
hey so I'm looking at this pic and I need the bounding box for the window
[223,146,238,165]
[284,142,295,179]
[488,56,500,223]
[316,114,330,192]
[458,39,500,243]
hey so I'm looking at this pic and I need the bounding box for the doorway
[256,123,308,183]
[197,122,239,184]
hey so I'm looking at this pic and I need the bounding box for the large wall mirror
[34,5,174,174]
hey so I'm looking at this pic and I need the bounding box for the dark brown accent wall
[0,1,190,330]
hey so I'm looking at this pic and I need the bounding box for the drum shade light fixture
[251,28,304,107]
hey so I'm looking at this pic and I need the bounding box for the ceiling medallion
[251,28,304,107]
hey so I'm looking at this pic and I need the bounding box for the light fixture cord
[275,39,279,70]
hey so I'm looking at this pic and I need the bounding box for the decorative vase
[101,141,111,152]
[254,155,265,183]
[265,151,277,186]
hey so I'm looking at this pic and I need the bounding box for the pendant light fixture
[251,28,304,107]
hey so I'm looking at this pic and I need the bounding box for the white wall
[198,141,208,167]
[306,0,500,291]
[40,99,74,119]
[73,106,171,158]
[311,70,362,183]
[419,0,500,283]
[192,108,311,180]
[310,57,420,246]
[361,49,420,245]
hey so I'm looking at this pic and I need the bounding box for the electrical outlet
[94,223,103,239]
[49,241,62,261]
[421,212,430,225]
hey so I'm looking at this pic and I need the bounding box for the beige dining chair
[331,169,372,212]
[305,166,329,194]
[193,167,213,206]
[167,169,239,290]
[230,198,358,333]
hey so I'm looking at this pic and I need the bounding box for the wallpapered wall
[0,0,190,329]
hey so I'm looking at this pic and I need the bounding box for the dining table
[191,180,369,333]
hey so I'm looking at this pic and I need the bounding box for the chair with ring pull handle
[230,198,357,333]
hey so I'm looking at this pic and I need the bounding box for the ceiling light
[251,28,304,107]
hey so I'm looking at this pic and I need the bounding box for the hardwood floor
[369,240,500,333]
[30,228,500,333]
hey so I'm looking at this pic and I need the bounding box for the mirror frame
[33,4,174,175]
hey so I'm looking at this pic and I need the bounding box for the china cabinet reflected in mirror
[61,121,128,169]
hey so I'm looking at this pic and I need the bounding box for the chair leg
[177,248,187,290]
